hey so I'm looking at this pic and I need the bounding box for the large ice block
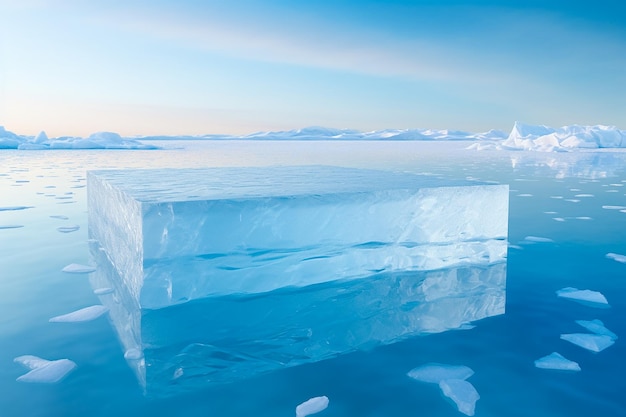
[89,240,506,396]
[87,166,508,309]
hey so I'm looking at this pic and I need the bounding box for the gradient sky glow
[1,0,625,137]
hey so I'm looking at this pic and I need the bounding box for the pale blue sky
[1,0,625,137]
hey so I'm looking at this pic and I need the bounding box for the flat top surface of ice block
[88,166,487,203]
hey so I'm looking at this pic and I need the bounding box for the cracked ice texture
[88,166,508,309]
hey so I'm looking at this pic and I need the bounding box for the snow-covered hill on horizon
[1,122,625,151]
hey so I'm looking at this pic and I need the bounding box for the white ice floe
[407,363,474,384]
[556,287,609,307]
[49,305,109,322]
[0,206,33,211]
[94,287,114,295]
[50,215,69,220]
[61,263,96,273]
[602,205,626,210]
[606,253,626,263]
[560,333,615,353]
[14,355,77,383]
[57,225,80,233]
[553,218,566,222]
[534,352,581,371]
[576,319,618,340]
[295,396,329,417]
[124,348,144,360]
[523,236,554,243]
[439,379,480,416]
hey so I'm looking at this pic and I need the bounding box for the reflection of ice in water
[90,240,506,396]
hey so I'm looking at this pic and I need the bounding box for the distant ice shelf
[87,166,508,308]
[86,165,508,395]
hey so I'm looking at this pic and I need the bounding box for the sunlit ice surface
[1,141,625,416]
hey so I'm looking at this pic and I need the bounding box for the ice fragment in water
[0,225,24,229]
[62,263,96,273]
[0,206,33,211]
[50,215,69,220]
[296,396,329,417]
[576,319,618,340]
[560,333,615,352]
[94,287,114,295]
[556,287,609,307]
[534,352,580,371]
[407,363,474,383]
[523,236,554,243]
[14,355,76,383]
[57,225,80,233]
[602,205,626,210]
[606,253,626,263]
[439,379,480,416]
[124,348,143,360]
[49,305,109,322]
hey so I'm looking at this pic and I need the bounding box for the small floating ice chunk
[517,194,533,197]
[439,379,480,416]
[576,319,618,340]
[556,287,609,307]
[94,287,114,295]
[602,205,626,210]
[50,215,69,220]
[49,305,109,322]
[560,333,615,352]
[296,396,329,417]
[574,194,594,197]
[553,217,566,222]
[14,355,76,383]
[57,225,80,233]
[534,352,580,371]
[575,217,592,220]
[0,206,33,211]
[61,263,96,273]
[524,236,554,243]
[0,225,24,229]
[565,199,580,203]
[407,363,474,383]
[124,348,144,360]
[606,253,626,263]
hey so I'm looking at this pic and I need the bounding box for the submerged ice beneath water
[407,363,474,383]
[439,379,480,416]
[14,355,77,383]
[295,396,329,417]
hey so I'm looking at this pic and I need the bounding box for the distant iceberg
[0,126,157,150]
[3,122,624,151]
[499,122,626,152]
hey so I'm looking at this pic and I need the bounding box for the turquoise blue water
[1,142,625,416]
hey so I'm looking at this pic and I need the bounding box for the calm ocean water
[1,141,625,417]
